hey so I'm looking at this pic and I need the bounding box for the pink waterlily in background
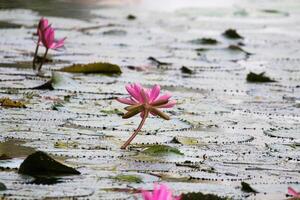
[141,184,181,200]
[32,17,49,70]
[288,187,300,199]
[40,26,66,50]
[37,18,49,41]
[117,83,176,149]
[32,17,66,72]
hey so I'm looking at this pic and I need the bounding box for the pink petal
[174,196,181,200]
[126,84,142,102]
[158,184,170,200]
[116,98,136,105]
[141,190,152,200]
[157,100,176,108]
[39,18,49,31]
[156,92,171,102]
[52,37,66,49]
[288,187,300,197]
[150,84,160,102]
[141,89,149,103]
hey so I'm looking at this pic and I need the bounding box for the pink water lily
[117,83,176,149]
[40,26,66,50]
[32,18,49,70]
[32,17,66,72]
[141,184,181,200]
[288,187,300,199]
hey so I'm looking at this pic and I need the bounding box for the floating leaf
[241,182,258,193]
[59,62,122,74]
[101,109,123,115]
[181,192,230,200]
[189,38,218,45]
[30,176,62,185]
[18,151,80,176]
[222,29,243,39]
[54,141,78,149]
[0,154,11,160]
[0,21,22,29]
[33,72,80,90]
[103,29,127,36]
[114,174,143,183]
[0,97,26,108]
[181,66,194,74]
[261,9,289,16]
[246,72,276,83]
[142,145,183,156]
[228,45,251,55]
[51,102,64,111]
[171,137,198,145]
[127,14,136,20]
[0,182,6,191]
[148,57,171,67]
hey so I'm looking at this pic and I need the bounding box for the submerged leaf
[222,29,243,39]
[246,72,276,83]
[142,145,183,156]
[0,97,26,108]
[18,151,80,176]
[59,62,122,74]
[181,192,230,200]
[114,174,143,183]
[241,182,258,193]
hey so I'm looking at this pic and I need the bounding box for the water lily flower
[117,83,176,149]
[32,18,49,70]
[32,17,66,72]
[141,184,181,200]
[288,187,300,199]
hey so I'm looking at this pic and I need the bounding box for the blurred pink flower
[288,187,300,198]
[142,184,181,200]
[40,26,66,50]
[117,83,176,149]
[33,17,66,72]
[37,18,49,42]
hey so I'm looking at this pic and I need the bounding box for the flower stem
[32,43,39,70]
[121,111,148,149]
[37,48,48,72]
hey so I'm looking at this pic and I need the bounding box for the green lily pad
[59,62,122,74]
[241,182,258,193]
[246,72,276,83]
[189,38,218,45]
[181,192,231,200]
[0,182,6,191]
[127,14,136,20]
[181,66,194,74]
[114,174,143,183]
[0,21,22,29]
[142,145,184,156]
[222,29,243,39]
[18,151,80,176]
[101,109,123,115]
